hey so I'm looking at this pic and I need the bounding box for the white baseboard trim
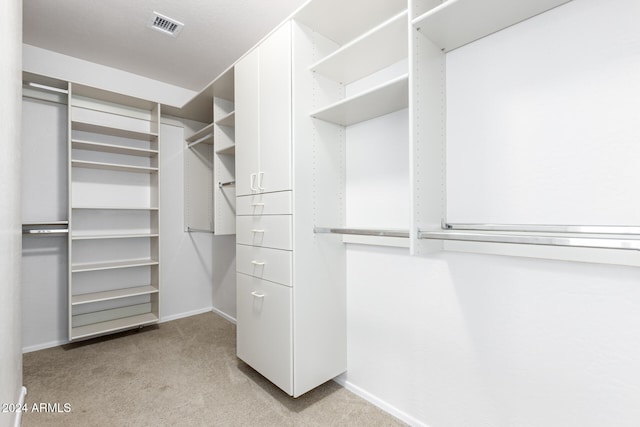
[23,339,68,354]
[211,306,237,324]
[333,376,428,427]
[160,306,214,323]
[13,386,27,427]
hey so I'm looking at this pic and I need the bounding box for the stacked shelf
[296,0,410,247]
[68,83,160,341]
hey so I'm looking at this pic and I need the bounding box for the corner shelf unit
[295,0,410,248]
[68,83,161,341]
[183,66,236,235]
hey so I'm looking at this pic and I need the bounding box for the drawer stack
[236,190,294,394]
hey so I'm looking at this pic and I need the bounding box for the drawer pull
[251,291,265,299]
[251,229,265,233]
[251,261,266,266]
[251,203,265,207]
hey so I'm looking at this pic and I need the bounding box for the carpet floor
[22,312,405,426]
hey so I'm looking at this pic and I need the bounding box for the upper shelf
[412,0,572,52]
[72,139,158,157]
[310,10,408,84]
[215,111,235,127]
[72,120,158,141]
[186,122,214,145]
[295,0,406,45]
[310,74,408,126]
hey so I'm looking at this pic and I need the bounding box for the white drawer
[237,244,292,287]
[237,273,292,395]
[236,191,292,216]
[236,215,292,250]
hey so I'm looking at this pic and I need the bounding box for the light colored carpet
[22,312,405,426]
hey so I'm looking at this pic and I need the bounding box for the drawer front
[237,244,292,287]
[236,191,292,216]
[236,215,292,250]
[237,273,292,395]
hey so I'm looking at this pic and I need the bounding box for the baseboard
[211,306,237,324]
[13,386,27,427]
[160,306,214,323]
[23,339,68,354]
[333,376,428,427]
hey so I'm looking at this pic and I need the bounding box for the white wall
[0,0,24,426]
[340,247,640,427]
[23,44,196,108]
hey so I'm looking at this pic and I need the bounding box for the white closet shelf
[215,111,235,127]
[72,206,159,211]
[71,120,158,141]
[72,139,158,157]
[72,160,158,174]
[71,312,158,340]
[72,285,159,306]
[215,144,236,155]
[186,123,214,144]
[294,0,406,45]
[310,74,408,126]
[72,258,159,273]
[71,233,159,240]
[310,10,408,84]
[412,0,571,52]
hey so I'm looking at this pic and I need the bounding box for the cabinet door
[258,22,292,193]
[237,273,292,395]
[235,48,260,197]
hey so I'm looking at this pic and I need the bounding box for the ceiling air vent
[148,12,184,37]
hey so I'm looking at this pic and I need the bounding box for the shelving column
[68,83,161,341]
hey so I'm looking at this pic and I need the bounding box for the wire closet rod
[419,230,640,251]
[314,227,409,238]
[442,222,640,235]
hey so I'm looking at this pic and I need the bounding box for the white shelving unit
[296,0,410,248]
[68,83,160,341]
[183,67,235,235]
[409,0,573,255]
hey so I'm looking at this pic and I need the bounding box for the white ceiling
[23,0,308,92]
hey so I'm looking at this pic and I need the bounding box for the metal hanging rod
[418,230,640,251]
[442,221,640,235]
[22,223,69,236]
[218,180,236,188]
[26,82,69,94]
[314,227,409,238]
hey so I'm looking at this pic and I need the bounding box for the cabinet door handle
[251,229,265,233]
[257,171,265,191]
[251,203,265,207]
[251,291,265,298]
[250,173,257,192]
[251,261,266,266]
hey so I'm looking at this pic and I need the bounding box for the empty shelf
[215,144,236,155]
[310,10,408,84]
[72,120,158,141]
[72,160,158,173]
[215,111,235,127]
[413,0,571,52]
[71,312,158,340]
[71,233,159,240]
[72,139,157,157]
[72,258,159,273]
[72,206,159,211]
[310,74,408,126]
[72,285,158,306]
[186,123,214,144]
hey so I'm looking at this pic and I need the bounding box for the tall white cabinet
[235,21,347,397]
[68,84,161,340]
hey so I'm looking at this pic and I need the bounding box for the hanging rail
[22,222,69,236]
[314,227,409,238]
[218,180,235,188]
[186,227,214,233]
[419,221,640,251]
